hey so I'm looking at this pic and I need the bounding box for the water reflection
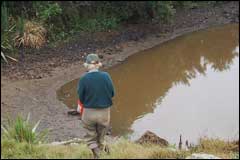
[57,24,239,144]
[130,55,239,144]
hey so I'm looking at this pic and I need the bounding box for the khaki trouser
[82,107,110,149]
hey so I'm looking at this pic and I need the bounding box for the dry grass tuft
[14,21,47,49]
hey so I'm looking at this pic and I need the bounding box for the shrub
[1,2,16,63]
[33,2,62,22]
[74,15,120,33]
[1,113,48,144]
[173,1,199,9]
[151,1,176,23]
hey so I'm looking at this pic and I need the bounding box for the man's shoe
[104,145,110,154]
[91,147,101,159]
[99,144,110,155]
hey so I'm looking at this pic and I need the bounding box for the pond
[57,24,239,145]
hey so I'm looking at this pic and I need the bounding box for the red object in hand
[77,99,84,116]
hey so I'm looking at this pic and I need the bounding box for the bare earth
[1,2,239,142]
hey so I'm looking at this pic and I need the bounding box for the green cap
[85,54,100,64]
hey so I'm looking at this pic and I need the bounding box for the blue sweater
[77,71,115,108]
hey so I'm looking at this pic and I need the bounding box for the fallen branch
[41,138,85,146]
[6,55,18,62]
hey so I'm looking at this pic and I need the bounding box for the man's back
[78,71,115,108]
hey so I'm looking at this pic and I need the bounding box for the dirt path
[1,2,239,142]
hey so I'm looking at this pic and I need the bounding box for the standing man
[78,54,115,158]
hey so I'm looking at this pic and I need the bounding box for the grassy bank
[1,102,239,159]
[1,137,239,159]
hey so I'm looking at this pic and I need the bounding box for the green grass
[193,138,239,159]
[1,137,238,159]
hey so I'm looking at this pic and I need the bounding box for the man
[77,53,115,158]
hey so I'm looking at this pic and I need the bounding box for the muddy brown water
[57,24,239,145]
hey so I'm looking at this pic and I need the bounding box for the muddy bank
[1,1,239,142]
